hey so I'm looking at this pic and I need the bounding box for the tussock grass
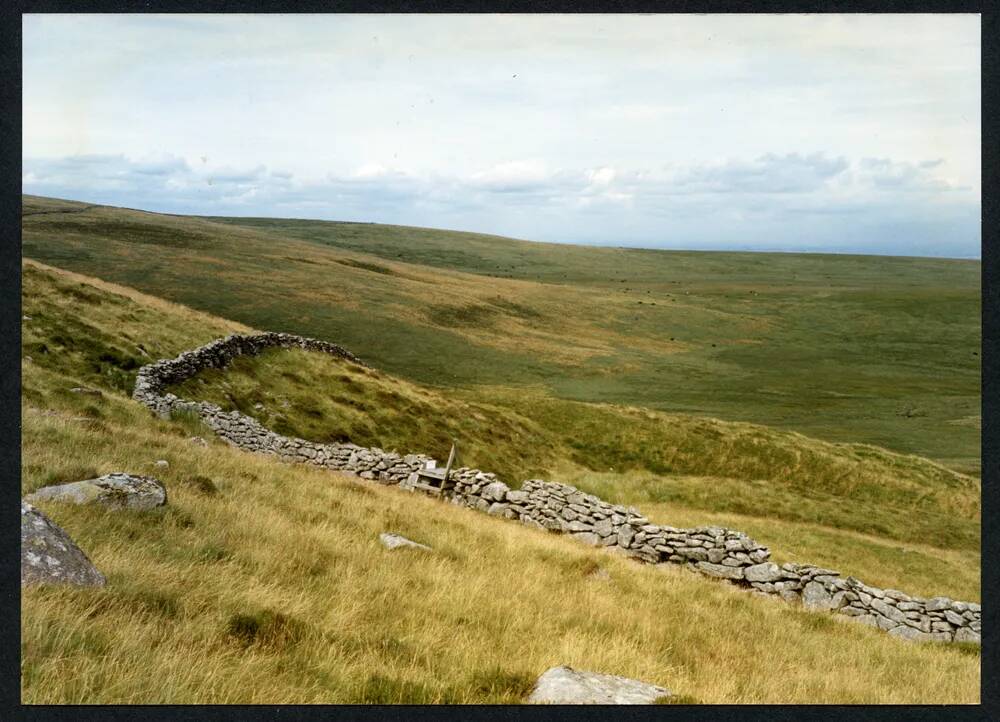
[21,394,980,704]
[20,260,980,703]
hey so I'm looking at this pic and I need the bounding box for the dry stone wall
[133,333,981,645]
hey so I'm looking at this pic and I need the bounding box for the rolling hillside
[22,258,980,597]
[22,195,982,476]
[19,261,981,703]
[168,346,979,554]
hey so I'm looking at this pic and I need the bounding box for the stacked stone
[494,479,644,543]
[132,332,366,411]
[426,476,771,577]
[132,333,982,646]
[836,579,981,644]
[733,563,982,644]
[188,400,431,484]
[132,333,432,483]
[431,468,508,512]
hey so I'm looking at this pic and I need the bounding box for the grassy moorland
[22,259,979,596]
[170,347,980,555]
[19,261,981,703]
[22,195,981,476]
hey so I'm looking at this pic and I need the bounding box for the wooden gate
[407,442,457,496]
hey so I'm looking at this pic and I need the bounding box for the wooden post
[441,441,457,494]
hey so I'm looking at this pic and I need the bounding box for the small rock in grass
[527,666,670,704]
[26,473,167,511]
[21,501,106,587]
[379,533,432,551]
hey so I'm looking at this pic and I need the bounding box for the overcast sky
[23,13,981,257]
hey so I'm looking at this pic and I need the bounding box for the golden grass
[22,258,253,337]
[21,391,980,704]
[20,259,980,703]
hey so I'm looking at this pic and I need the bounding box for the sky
[22,13,981,257]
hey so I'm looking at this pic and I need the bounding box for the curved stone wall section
[132,333,981,645]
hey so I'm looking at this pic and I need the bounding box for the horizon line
[21,193,982,263]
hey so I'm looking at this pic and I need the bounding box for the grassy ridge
[19,263,980,703]
[169,347,979,552]
[22,195,981,474]
[23,258,978,565]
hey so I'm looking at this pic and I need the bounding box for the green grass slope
[169,346,979,554]
[19,261,981,703]
[23,259,979,595]
[22,195,981,475]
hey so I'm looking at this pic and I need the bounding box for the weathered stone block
[889,625,950,643]
[744,562,782,583]
[21,502,106,587]
[593,519,615,537]
[26,473,167,511]
[481,481,510,502]
[572,532,602,546]
[379,533,432,551]
[955,628,981,644]
[943,609,966,627]
[520,516,545,531]
[527,666,670,705]
[802,581,833,610]
[677,547,709,562]
[875,615,899,631]
[696,562,745,580]
[838,607,866,617]
[870,598,909,625]
[617,526,636,549]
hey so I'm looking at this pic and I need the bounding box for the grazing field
[19,261,981,703]
[22,195,982,476]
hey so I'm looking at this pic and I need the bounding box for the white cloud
[586,167,616,187]
[601,104,687,121]
[21,13,980,257]
[470,160,552,192]
[352,163,389,179]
